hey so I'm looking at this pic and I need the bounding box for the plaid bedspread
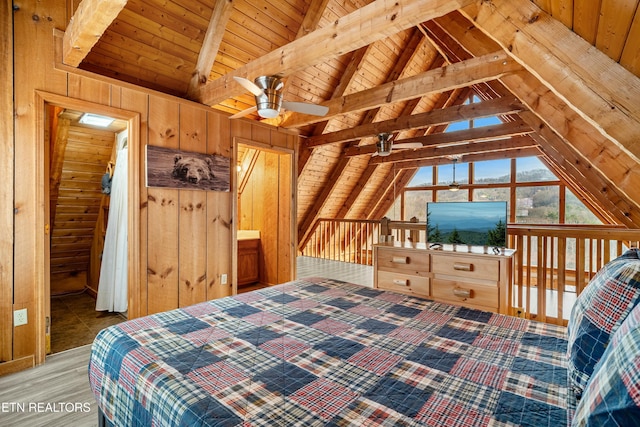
[88,278,572,426]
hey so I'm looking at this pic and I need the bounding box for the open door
[234,137,296,292]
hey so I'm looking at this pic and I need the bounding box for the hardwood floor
[0,345,97,427]
[0,258,372,426]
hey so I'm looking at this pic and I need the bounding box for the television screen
[427,201,507,247]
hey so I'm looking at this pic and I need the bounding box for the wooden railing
[509,224,640,324]
[300,218,382,266]
[302,218,640,325]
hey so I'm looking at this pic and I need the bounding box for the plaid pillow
[572,303,640,426]
[566,248,640,399]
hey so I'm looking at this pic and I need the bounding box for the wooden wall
[0,0,298,375]
[1,0,15,366]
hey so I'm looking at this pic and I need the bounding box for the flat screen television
[427,201,508,248]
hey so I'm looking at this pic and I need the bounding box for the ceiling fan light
[254,76,284,118]
[257,108,279,119]
[376,134,392,156]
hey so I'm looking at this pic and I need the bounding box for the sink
[237,230,260,240]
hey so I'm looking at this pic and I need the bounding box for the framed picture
[145,145,230,192]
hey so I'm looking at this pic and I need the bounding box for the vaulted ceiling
[62,0,640,246]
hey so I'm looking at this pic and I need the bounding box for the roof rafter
[305,96,524,147]
[344,120,533,156]
[197,0,476,105]
[461,0,640,162]
[62,0,128,67]
[283,51,521,128]
[185,0,235,100]
[371,136,539,165]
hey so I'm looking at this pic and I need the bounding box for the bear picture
[172,154,215,184]
[146,145,230,191]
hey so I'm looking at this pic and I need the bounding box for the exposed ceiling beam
[185,0,235,100]
[461,0,640,162]
[197,0,476,105]
[344,120,533,156]
[283,51,521,128]
[62,0,128,67]
[371,135,538,164]
[393,146,542,170]
[305,96,524,147]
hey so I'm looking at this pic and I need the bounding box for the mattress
[88,277,572,426]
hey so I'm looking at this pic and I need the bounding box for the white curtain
[96,141,128,312]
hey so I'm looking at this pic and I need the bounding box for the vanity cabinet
[238,238,260,286]
[374,243,515,314]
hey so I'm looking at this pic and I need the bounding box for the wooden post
[379,217,392,242]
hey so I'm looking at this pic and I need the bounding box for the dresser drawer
[377,271,429,296]
[431,254,499,282]
[431,278,498,311]
[376,247,429,276]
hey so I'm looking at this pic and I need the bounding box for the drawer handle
[453,262,472,272]
[453,287,472,300]
[393,279,409,286]
[392,256,409,264]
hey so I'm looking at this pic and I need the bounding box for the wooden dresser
[374,242,515,314]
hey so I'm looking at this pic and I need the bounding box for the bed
[89,277,573,426]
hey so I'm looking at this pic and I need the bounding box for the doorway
[234,137,296,292]
[36,91,141,360]
[47,109,127,353]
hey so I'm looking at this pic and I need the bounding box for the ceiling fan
[374,133,423,156]
[230,76,329,119]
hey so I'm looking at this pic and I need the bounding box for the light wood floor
[0,344,97,427]
[0,257,372,426]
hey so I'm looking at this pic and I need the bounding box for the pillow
[571,303,640,426]
[566,248,640,398]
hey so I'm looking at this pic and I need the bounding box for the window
[391,97,605,228]
[516,186,559,223]
[516,157,556,182]
[436,189,468,202]
[404,190,431,220]
[407,167,432,187]
[474,159,510,184]
[565,190,602,225]
[474,188,509,203]
[437,162,468,185]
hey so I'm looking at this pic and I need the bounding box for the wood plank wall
[1,0,298,374]
[1,0,15,365]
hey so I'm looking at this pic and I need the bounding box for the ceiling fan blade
[282,101,329,116]
[233,76,264,97]
[229,106,258,119]
[392,142,423,149]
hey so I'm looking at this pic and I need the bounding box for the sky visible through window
[410,113,551,186]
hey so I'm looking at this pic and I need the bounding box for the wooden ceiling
[61,0,640,243]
